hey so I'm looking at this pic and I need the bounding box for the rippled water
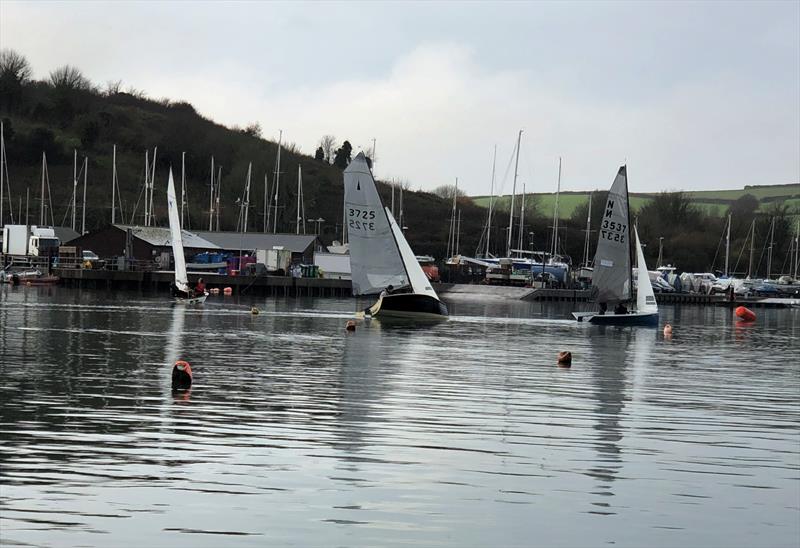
[1,285,798,547]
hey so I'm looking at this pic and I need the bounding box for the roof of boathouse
[112,224,221,249]
[192,231,319,253]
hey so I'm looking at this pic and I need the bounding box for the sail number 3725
[600,220,627,243]
[348,208,377,232]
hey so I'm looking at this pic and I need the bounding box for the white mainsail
[387,207,440,300]
[592,166,631,304]
[344,153,408,295]
[167,169,190,293]
[635,226,658,313]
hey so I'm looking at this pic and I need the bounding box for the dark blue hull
[587,312,659,326]
[368,293,448,319]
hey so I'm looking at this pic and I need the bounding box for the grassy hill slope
[472,184,800,220]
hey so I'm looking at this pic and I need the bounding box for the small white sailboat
[572,166,658,326]
[167,169,207,304]
[344,153,448,319]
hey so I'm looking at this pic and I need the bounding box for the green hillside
[473,184,800,219]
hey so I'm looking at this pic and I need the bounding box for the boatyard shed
[193,232,320,264]
[68,225,220,262]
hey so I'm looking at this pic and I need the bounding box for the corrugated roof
[114,225,220,249]
[193,231,318,253]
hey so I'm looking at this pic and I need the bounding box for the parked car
[82,250,105,269]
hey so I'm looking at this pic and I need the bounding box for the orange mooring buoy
[735,306,756,322]
[345,320,356,332]
[172,360,193,389]
[223,287,233,295]
[663,323,673,338]
[557,351,572,367]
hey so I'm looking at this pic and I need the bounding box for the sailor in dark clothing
[614,303,628,315]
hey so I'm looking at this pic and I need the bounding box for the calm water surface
[1,286,798,547]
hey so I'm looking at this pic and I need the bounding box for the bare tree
[432,184,466,200]
[49,65,92,90]
[104,80,123,95]
[319,134,337,164]
[0,49,32,83]
[244,122,262,137]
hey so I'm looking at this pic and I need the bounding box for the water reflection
[0,288,798,548]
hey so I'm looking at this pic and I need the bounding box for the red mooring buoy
[172,360,193,389]
[735,306,756,322]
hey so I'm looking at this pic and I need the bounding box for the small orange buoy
[345,320,356,332]
[663,323,673,338]
[735,306,756,322]
[557,351,572,367]
[172,360,193,389]
[223,287,233,295]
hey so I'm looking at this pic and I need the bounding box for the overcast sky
[2,1,798,195]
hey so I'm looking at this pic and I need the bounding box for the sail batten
[591,166,631,304]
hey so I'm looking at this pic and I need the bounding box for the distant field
[471,184,800,219]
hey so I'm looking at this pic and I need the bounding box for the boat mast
[40,152,46,225]
[767,216,775,280]
[517,178,526,252]
[263,172,270,232]
[399,185,404,230]
[81,157,87,234]
[447,177,458,258]
[551,157,562,257]
[485,144,497,258]
[149,147,157,226]
[144,150,150,226]
[72,149,77,230]
[0,120,12,225]
[506,129,522,256]
[624,165,633,302]
[794,219,800,279]
[456,209,462,256]
[747,219,755,278]
[296,164,303,235]
[243,162,252,232]
[724,213,731,277]
[111,145,117,225]
[272,130,283,233]
[215,165,222,231]
[209,156,215,231]
[582,193,593,267]
[180,151,186,227]
[0,120,3,226]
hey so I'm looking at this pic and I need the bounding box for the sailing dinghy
[572,166,658,326]
[344,153,448,319]
[167,169,207,304]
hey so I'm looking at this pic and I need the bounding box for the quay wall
[50,269,765,306]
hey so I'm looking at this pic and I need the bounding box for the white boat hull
[175,292,208,305]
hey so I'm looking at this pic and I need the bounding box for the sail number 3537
[600,220,627,243]
[348,208,377,232]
